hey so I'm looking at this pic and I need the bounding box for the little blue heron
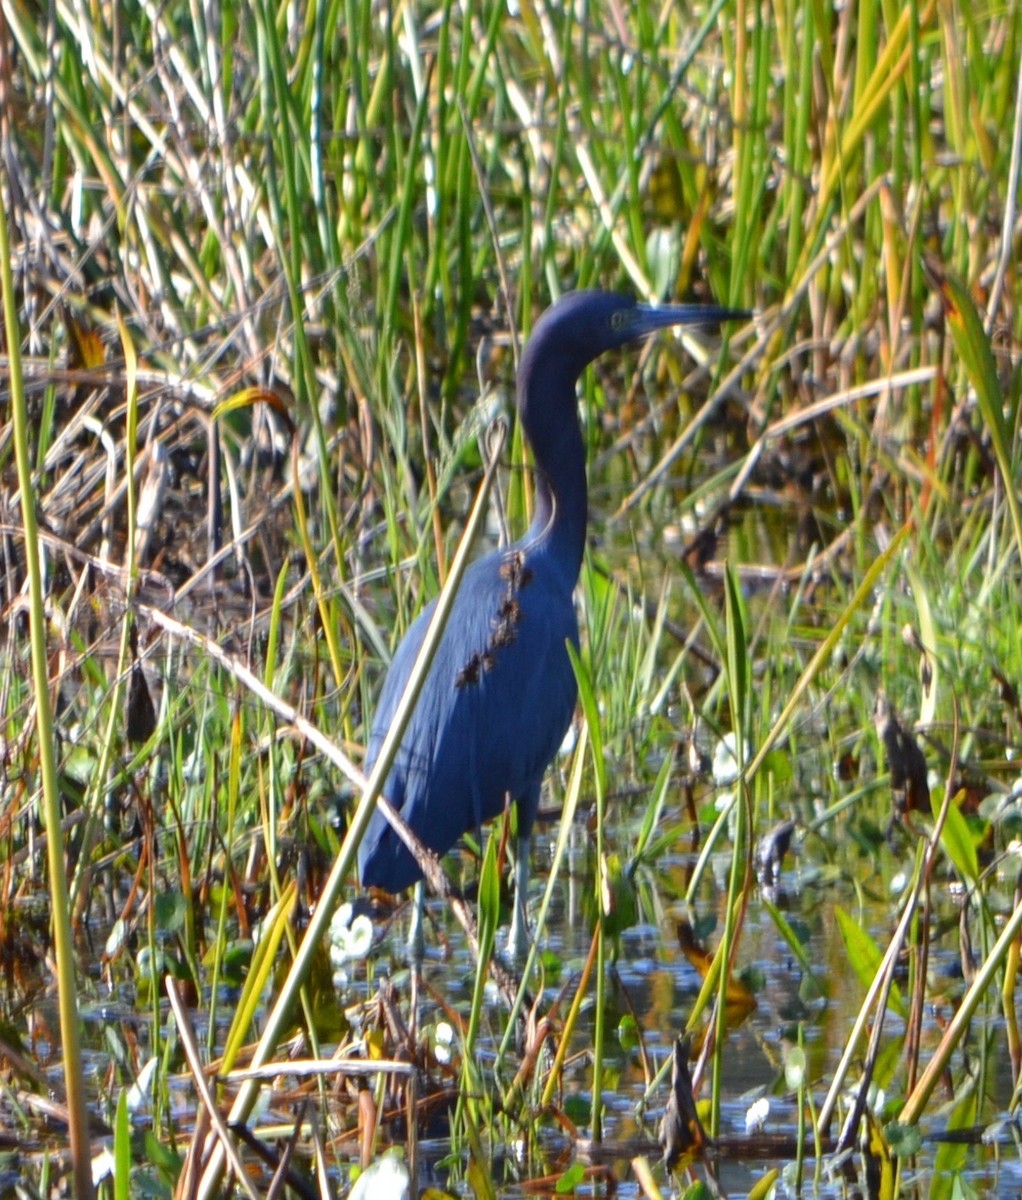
[358,290,746,958]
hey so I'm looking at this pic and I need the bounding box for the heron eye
[610,311,627,331]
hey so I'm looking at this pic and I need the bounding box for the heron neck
[519,366,588,589]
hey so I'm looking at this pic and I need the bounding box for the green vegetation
[1,0,1021,1195]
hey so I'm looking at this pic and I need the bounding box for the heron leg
[407,881,426,965]
[508,785,541,962]
[507,832,531,962]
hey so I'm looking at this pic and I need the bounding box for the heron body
[357,291,745,955]
[357,541,578,895]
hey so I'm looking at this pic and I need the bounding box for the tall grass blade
[0,186,95,1199]
[195,423,506,1196]
[927,257,1022,563]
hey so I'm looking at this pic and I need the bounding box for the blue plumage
[357,291,746,955]
[357,541,579,893]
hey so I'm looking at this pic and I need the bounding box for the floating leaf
[618,1014,640,1052]
[886,1121,923,1156]
[783,1045,807,1091]
[745,1096,771,1133]
[153,890,187,935]
[600,852,637,940]
[124,1056,158,1114]
[677,919,758,1028]
[555,1162,586,1193]
[349,1150,410,1200]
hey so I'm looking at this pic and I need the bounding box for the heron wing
[357,546,578,891]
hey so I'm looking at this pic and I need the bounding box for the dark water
[350,790,1021,1198]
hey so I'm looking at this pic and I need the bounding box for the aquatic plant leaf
[905,563,938,728]
[744,1096,770,1133]
[676,919,758,1026]
[220,883,297,1073]
[933,789,980,885]
[476,821,501,954]
[885,1121,922,1155]
[126,647,157,746]
[600,852,638,939]
[461,1061,497,1200]
[63,307,106,369]
[746,1169,780,1200]
[142,1131,180,1182]
[113,1088,130,1200]
[212,385,296,434]
[756,819,795,888]
[783,1045,807,1090]
[874,690,930,815]
[679,1181,713,1199]
[863,1108,895,1200]
[555,1162,586,1192]
[660,1036,706,1171]
[124,1056,158,1113]
[349,1150,410,1200]
[618,1014,640,1051]
[834,905,906,1018]
[930,1086,980,1200]
[466,1149,497,1200]
[724,564,749,735]
[926,256,1022,562]
[153,890,187,935]
[633,752,673,863]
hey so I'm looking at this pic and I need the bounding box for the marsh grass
[2,0,1022,1195]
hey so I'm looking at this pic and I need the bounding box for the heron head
[524,290,748,380]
